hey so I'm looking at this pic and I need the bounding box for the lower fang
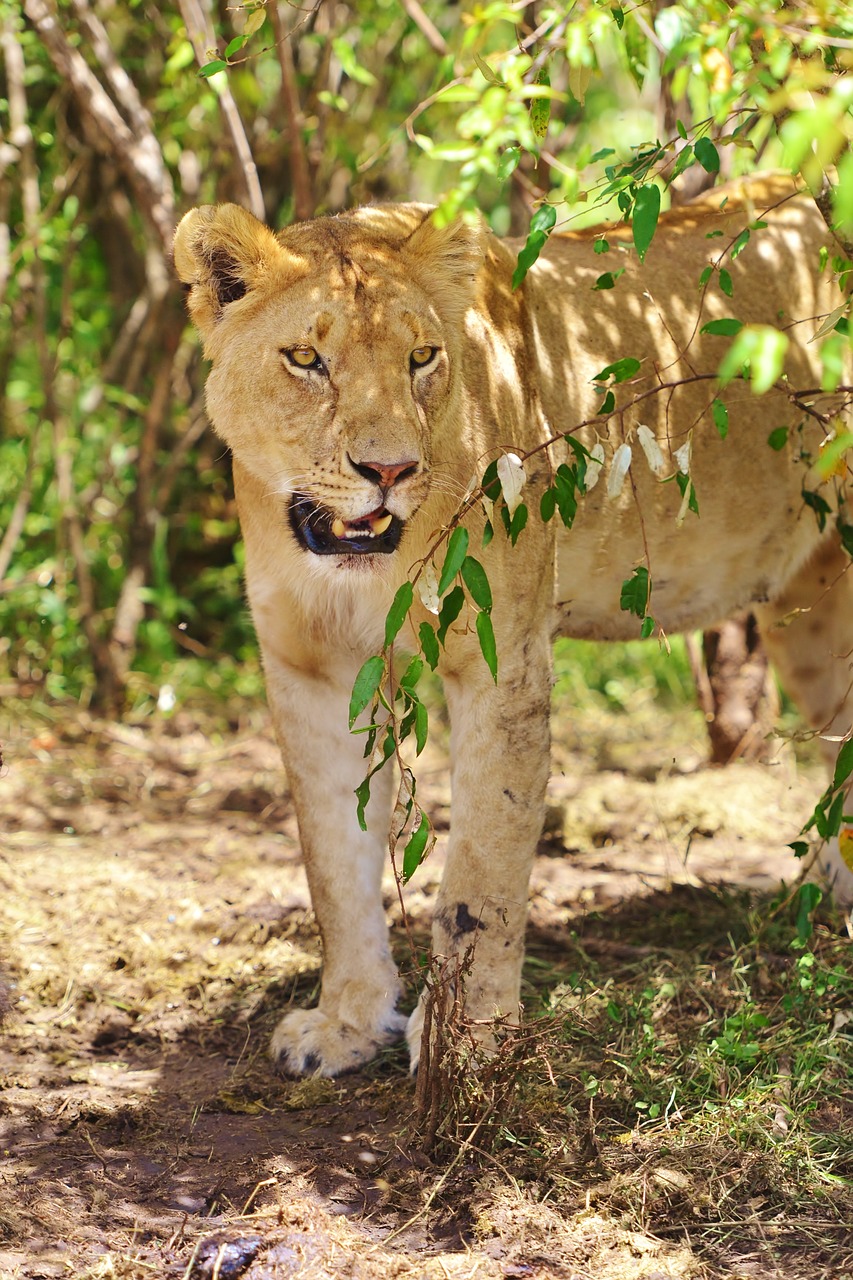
[331,517,346,539]
[371,513,393,535]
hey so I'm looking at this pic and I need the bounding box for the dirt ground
[0,688,848,1279]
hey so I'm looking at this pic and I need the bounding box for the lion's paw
[270,1008,407,1077]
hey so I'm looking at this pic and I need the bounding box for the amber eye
[411,345,437,369]
[287,345,321,369]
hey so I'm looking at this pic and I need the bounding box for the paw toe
[270,1008,405,1077]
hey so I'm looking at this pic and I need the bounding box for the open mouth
[288,495,404,556]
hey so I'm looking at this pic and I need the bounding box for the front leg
[406,627,552,1068]
[264,656,405,1076]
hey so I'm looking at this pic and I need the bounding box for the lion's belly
[552,467,822,642]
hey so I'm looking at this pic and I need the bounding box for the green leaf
[476,610,498,682]
[513,234,545,290]
[632,183,661,263]
[400,655,423,692]
[599,390,616,415]
[512,204,557,289]
[402,811,431,882]
[817,431,853,479]
[224,35,248,57]
[438,526,470,596]
[620,565,651,617]
[731,228,751,259]
[832,737,853,792]
[349,654,385,728]
[675,472,699,516]
[355,777,372,831]
[384,581,413,648]
[437,584,465,645]
[611,6,624,28]
[672,143,694,178]
[712,399,729,439]
[540,489,556,522]
[498,146,521,181]
[594,357,641,384]
[719,267,733,297]
[802,488,832,532]
[698,265,713,287]
[796,882,822,944]
[243,7,266,36]
[594,238,610,255]
[768,427,788,451]
[414,701,429,755]
[788,840,810,860]
[837,516,853,559]
[530,66,551,139]
[419,621,440,670]
[640,615,655,639]
[461,556,492,611]
[593,270,624,290]
[700,318,743,337]
[481,458,501,501]
[694,136,720,173]
[530,203,557,236]
[565,436,590,489]
[509,503,528,545]
[199,59,228,77]
[718,325,788,393]
[473,51,504,86]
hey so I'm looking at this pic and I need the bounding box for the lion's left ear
[405,212,485,319]
[174,203,287,339]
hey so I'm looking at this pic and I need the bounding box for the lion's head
[174,204,484,561]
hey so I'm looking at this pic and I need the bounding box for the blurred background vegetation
[1,0,851,718]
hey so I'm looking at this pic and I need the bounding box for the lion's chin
[288,495,404,557]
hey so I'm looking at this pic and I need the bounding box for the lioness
[174,174,852,1077]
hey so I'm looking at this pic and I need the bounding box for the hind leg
[755,531,853,904]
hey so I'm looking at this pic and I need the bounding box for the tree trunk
[689,614,779,764]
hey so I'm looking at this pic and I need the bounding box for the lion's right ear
[173,204,284,337]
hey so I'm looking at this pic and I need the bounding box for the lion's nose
[349,456,419,489]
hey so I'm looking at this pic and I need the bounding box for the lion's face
[174,205,484,561]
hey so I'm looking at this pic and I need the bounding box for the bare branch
[68,0,160,145]
[399,0,448,57]
[23,0,176,253]
[813,171,853,261]
[178,0,266,221]
[269,1,315,220]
